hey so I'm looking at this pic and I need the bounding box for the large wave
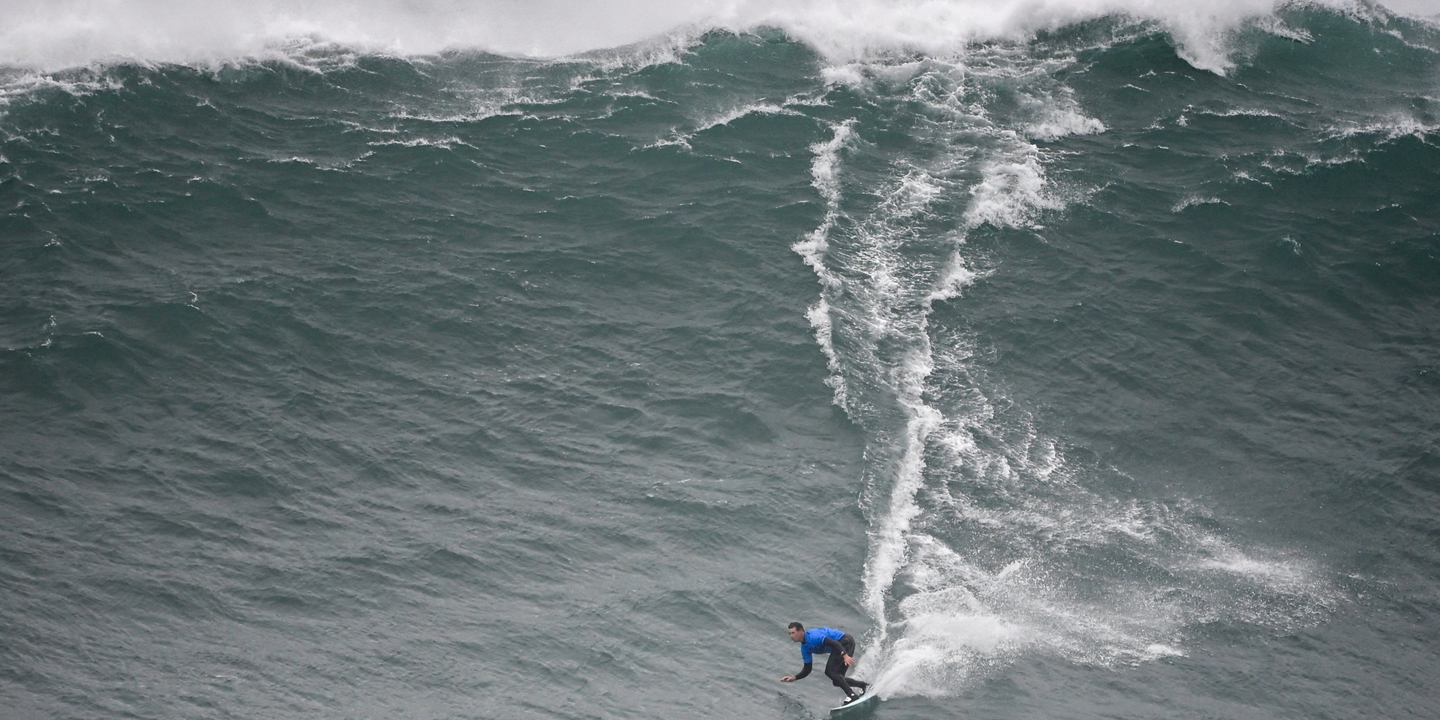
[6,0,1431,707]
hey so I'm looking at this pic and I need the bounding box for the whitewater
[3,0,1436,70]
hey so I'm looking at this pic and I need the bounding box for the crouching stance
[779,622,869,704]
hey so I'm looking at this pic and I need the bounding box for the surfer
[779,622,869,704]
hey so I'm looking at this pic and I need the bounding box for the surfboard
[829,691,878,715]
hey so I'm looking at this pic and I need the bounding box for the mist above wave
[2,0,1408,74]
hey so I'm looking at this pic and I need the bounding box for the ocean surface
[2,1,1439,718]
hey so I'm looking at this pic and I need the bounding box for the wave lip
[0,0,702,71]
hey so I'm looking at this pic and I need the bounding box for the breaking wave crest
[1,0,1412,74]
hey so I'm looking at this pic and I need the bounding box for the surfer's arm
[790,662,813,680]
[823,638,850,659]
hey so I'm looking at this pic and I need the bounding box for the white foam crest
[808,121,854,210]
[1172,195,1229,211]
[795,122,858,406]
[0,0,698,71]
[0,0,1370,74]
[638,135,696,152]
[367,135,476,149]
[1259,147,1363,173]
[1025,107,1107,141]
[723,0,1350,73]
[1250,12,1317,42]
[1201,554,1308,583]
[571,29,705,73]
[865,517,984,689]
[1326,112,1439,141]
[1379,21,1440,51]
[651,101,810,148]
[386,108,528,124]
[821,64,869,88]
[0,70,126,112]
[1189,105,1291,120]
[805,300,852,406]
[874,607,1024,697]
[884,168,949,219]
[964,141,1064,229]
[1186,530,1318,589]
[867,529,1204,697]
[1249,105,1438,178]
[927,254,981,303]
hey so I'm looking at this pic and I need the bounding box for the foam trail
[793,58,1019,689]
[794,43,1337,700]
[794,122,856,406]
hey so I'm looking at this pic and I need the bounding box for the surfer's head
[787,622,804,642]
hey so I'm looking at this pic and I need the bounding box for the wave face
[3,3,1439,720]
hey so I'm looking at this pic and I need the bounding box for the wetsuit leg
[825,634,862,697]
[837,635,868,691]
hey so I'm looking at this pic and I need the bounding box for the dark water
[2,5,1439,719]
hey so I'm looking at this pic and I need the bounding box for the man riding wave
[779,622,869,704]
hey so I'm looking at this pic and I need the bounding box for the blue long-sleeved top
[792,627,848,679]
[800,627,848,664]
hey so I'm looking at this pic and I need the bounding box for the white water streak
[796,45,1336,699]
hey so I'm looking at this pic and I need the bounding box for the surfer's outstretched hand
[780,676,796,682]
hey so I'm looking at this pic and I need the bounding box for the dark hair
[788,622,804,632]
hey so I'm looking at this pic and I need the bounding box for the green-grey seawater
[2,6,1439,719]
